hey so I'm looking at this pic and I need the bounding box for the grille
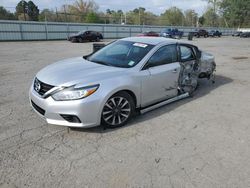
[34,78,54,96]
[31,100,45,116]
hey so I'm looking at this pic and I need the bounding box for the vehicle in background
[67,30,103,43]
[232,31,242,37]
[208,30,222,37]
[160,28,184,39]
[192,29,209,38]
[240,32,250,38]
[30,37,216,128]
[137,31,159,37]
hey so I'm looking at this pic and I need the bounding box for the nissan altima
[29,37,216,128]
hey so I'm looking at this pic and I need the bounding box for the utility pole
[124,12,127,24]
[63,5,67,22]
[22,0,26,21]
[213,0,216,26]
[139,9,141,25]
[55,7,59,22]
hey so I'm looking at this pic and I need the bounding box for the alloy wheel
[102,96,131,126]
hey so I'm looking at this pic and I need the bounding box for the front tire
[71,38,77,43]
[78,38,83,43]
[101,92,135,128]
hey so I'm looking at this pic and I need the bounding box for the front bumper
[29,86,102,128]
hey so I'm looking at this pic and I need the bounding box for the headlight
[52,84,99,101]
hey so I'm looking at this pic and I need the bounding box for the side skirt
[140,92,189,114]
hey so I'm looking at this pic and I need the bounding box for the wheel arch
[114,90,137,107]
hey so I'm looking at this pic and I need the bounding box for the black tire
[101,92,135,128]
[96,36,100,42]
[78,38,83,43]
[71,38,77,43]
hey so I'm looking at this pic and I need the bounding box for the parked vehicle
[67,30,103,42]
[160,28,184,39]
[232,31,242,37]
[137,31,159,37]
[208,30,222,37]
[240,32,250,38]
[30,37,216,128]
[192,29,209,38]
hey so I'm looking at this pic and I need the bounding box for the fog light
[60,114,81,123]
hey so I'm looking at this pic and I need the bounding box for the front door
[141,44,181,107]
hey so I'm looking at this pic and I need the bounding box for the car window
[146,45,177,68]
[180,45,195,62]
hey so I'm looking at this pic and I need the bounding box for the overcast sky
[0,0,208,15]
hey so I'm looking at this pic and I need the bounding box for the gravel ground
[0,37,250,188]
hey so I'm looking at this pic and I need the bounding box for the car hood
[36,57,127,87]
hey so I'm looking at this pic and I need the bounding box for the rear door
[140,44,180,107]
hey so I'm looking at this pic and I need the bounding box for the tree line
[0,0,249,28]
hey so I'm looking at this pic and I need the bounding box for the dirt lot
[0,37,250,188]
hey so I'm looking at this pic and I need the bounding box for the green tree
[160,7,184,26]
[39,9,60,22]
[85,12,99,23]
[198,16,205,26]
[16,0,28,20]
[0,6,16,20]
[125,8,160,26]
[202,7,220,26]
[27,1,39,21]
[184,9,198,26]
[220,0,250,27]
[143,11,158,25]
[66,0,99,22]
[15,0,39,21]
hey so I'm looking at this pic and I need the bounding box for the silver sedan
[29,37,216,128]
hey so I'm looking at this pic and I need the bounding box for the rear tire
[101,92,135,128]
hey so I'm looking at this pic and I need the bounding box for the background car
[160,28,183,39]
[232,31,242,37]
[30,37,216,128]
[67,30,103,42]
[137,31,159,37]
[192,29,209,38]
[208,30,222,37]
[240,32,250,38]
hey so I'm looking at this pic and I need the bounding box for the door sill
[140,93,189,114]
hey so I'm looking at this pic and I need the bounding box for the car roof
[120,37,178,45]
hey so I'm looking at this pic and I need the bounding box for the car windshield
[162,28,171,32]
[77,31,85,35]
[87,40,154,68]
